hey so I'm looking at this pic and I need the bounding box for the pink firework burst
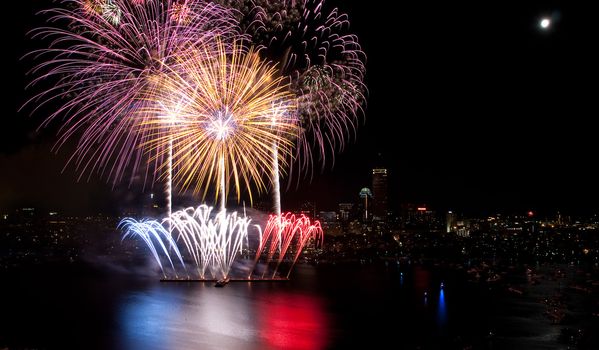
[170,1,191,24]
[251,212,323,279]
[24,0,239,186]
[216,0,367,180]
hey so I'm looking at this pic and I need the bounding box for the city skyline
[2,2,599,349]
[2,1,599,215]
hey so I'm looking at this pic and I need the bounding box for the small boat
[215,278,230,287]
[507,287,524,295]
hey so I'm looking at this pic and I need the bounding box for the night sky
[1,1,598,215]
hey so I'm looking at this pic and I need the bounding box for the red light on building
[417,207,427,211]
[527,211,534,217]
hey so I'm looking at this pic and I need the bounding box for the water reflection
[119,287,180,350]
[413,266,430,292]
[118,283,328,350]
[438,288,447,327]
[4,264,547,350]
[258,293,329,350]
[414,267,431,307]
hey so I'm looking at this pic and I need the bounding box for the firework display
[121,205,250,279]
[27,0,367,280]
[142,40,298,206]
[120,206,322,280]
[25,0,237,184]
[119,216,185,277]
[215,0,367,176]
[214,0,366,224]
[250,212,323,279]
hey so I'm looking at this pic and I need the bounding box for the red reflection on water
[259,293,329,350]
[414,266,431,291]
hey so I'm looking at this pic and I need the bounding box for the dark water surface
[0,262,581,349]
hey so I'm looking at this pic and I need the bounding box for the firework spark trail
[167,136,173,231]
[142,40,298,205]
[219,155,226,212]
[121,208,320,280]
[271,142,282,253]
[268,100,291,218]
[215,0,367,180]
[250,212,323,279]
[282,218,323,278]
[268,101,292,252]
[155,94,187,225]
[25,0,238,186]
[271,143,281,217]
[119,217,185,277]
[213,209,251,279]
[164,205,252,279]
[122,205,251,279]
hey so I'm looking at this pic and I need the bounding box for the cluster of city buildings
[0,208,121,270]
[291,166,599,237]
[2,166,599,269]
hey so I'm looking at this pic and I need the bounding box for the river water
[0,262,580,349]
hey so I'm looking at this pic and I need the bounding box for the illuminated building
[319,211,337,222]
[372,168,388,221]
[446,211,456,233]
[338,203,354,222]
[319,211,341,235]
[359,188,372,221]
[401,204,441,231]
[142,192,161,216]
[300,201,316,218]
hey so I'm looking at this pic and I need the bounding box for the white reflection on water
[118,282,329,350]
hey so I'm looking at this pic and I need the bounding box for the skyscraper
[372,168,388,221]
[359,187,373,221]
[446,211,456,233]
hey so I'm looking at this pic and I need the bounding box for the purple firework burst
[24,0,239,186]
[216,0,367,180]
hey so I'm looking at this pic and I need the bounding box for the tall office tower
[372,168,388,221]
[446,211,456,233]
[359,187,372,221]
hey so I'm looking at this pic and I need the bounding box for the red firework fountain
[250,212,324,279]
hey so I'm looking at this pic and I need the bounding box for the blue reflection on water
[119,288,180,350]
[117,284,259,350]
[116,282,329,350]
[438,289,447,327]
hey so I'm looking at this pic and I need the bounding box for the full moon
[540,18,551,29]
